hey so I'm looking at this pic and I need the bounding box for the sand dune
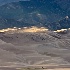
[0,27,70,69]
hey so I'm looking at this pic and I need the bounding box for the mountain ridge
[0,0,70,30]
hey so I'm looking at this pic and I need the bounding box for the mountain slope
[0,0,67,29]
[0,0,28,6]
[0,0,70,30]
[45,16,70,30]
[0,15,70,30]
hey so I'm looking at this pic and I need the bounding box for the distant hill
[0,0,70,30]
[0,18,36,29]
[0,16,70,30]
[45,16,70,30]
[0,0,28,6]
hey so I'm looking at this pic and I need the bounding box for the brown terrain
[0,26,70,70]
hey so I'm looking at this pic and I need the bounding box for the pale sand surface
[43,68,70,70]
[0,28,70,70]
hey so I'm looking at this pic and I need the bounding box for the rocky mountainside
[0,15,70,30]
[45,16,70,30]
[0,0,70,30]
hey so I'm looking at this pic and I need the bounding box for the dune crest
[0,26,49,33]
